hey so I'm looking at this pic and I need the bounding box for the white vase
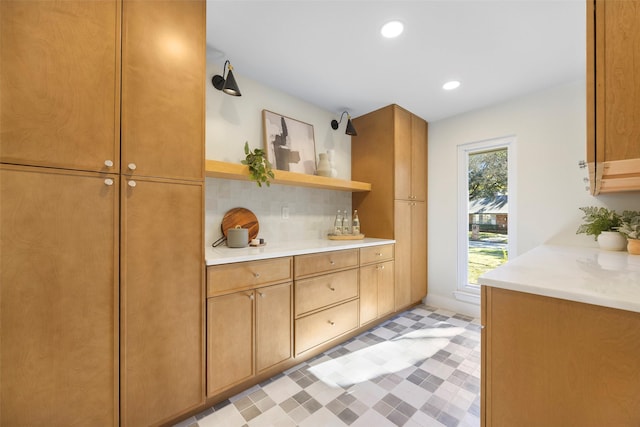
[597,231,627,251]
[316,153,332,177]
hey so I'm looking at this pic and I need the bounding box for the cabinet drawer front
[295,300,359,355]
[294,249,358,278]
[295,269,358,317]
[207,257,292,296]
[360,244,394,265]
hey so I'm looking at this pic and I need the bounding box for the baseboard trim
[425,293,481,318]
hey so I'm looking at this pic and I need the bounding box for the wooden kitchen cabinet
[120,177,204,427]
[207,280,292,396]
[0,165,119,427]
[294,250,360,356]
[207,291,255,396]
[359,245,395,326]
[482,286,640,427]
[1,0,205,425]
[121,0,205,181]
[587,0,640,194]
[0,0,120,173]
[352,105,428,310]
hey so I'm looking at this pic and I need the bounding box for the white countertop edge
[478,244,640,314]
[479,276,640,313]
[205,238,395,266]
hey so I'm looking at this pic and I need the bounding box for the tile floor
[174,305,481,427]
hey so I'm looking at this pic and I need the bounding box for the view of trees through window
[467,148,508,285]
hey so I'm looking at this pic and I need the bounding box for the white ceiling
[206,0,586,122]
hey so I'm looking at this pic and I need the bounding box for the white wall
[427,80,640,316]
[205,66,352,246]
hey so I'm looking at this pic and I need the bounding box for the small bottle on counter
[352,210,360,235]
[333,210,343,235]
[342,208,351,235]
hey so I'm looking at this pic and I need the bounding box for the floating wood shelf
[205,160,372,192]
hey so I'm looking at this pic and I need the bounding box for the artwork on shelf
[262,110,317,175]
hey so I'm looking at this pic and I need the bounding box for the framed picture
[262,110,317,175]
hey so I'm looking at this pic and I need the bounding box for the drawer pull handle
[248,294,254,300]
[380,265,385,270]
[328,320,335,326]
[254,273,260,278]
[329,286,335,291]
[330,260,335,265]
[376,252,382,256]
[258,292,265,298]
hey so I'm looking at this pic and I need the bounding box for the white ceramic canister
[227,226,249,248]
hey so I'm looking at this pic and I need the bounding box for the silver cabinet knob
[104,160,114,167]
[104,178,114,186]
[128,180,137,188]
[254,273,260,278]
[330,260,335,265]
[128,163,137,171]
[380,265,385,270]
[376,252,382,257]
[258,292,265,298]
[328,320,335,326]
[248,293,254,300]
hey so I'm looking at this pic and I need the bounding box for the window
[455,136,517,305]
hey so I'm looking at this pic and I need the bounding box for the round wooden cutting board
[220,207,259,242]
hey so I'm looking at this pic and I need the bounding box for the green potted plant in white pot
[576,206,627,251]
[617,211,640,255]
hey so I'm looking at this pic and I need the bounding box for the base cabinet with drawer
[293,249,360,356]
[206,258,293,397]
[359,244,395,326]
[204,243,402,407]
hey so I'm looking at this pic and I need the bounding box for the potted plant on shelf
[617,211,640,255]
[576,206,627,251]
[241,142,275,187]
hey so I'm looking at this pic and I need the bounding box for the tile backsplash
[205,178,351,246]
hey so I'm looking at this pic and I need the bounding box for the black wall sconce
[211,60,242,96]
[331,111,357,136]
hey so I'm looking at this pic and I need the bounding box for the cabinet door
[394,106,413,200]
[359,264,379,325]
[256,283,292,373]
[599,0,640,163]
[0,0,120,172]
[411,116,428,202]
[483,287,640,426]
[0,165,118,427]
[121,0,204,180]
[411,201,428,303]
[394,200,412,310]
[121,177,204,426]
[207,291,255,396]
[378,261,395,317]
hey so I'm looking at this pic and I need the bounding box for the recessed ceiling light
[443,80,461,90]
[381,21,404,38]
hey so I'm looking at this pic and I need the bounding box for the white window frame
[454,135,517,305]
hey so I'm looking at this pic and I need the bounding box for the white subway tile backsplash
[205,178,351,247]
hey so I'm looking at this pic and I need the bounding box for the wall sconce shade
[331,111,357,136]
[211,60,242,96]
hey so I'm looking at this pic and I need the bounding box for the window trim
[456,135,517,304]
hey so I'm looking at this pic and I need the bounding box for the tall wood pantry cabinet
[352,104,428,311]
[586,0,640,194]
[0,1,205,426]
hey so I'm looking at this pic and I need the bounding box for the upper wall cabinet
[587,0,640,194]
[121,0,205,181]
[0,0,120,172]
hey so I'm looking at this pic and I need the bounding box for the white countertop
[205,238,395,266]
[478,245,640,313]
